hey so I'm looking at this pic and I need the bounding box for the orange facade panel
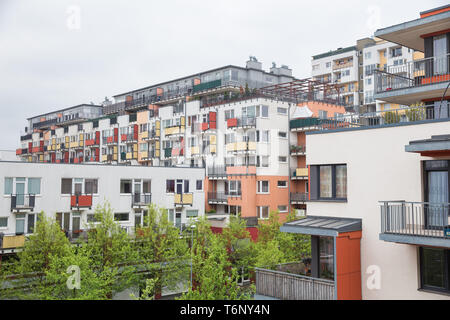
[335,231,362,300]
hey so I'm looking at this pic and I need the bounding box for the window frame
[311,164,347,201]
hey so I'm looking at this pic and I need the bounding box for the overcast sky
[0,0,447,150]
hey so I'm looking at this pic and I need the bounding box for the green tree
[134,203,190,298]
[177,218,252,300]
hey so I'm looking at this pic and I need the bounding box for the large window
[420,247,450,294]
[319,236,334,280]
[311,164,347,201]
[257,181,269,194]
[257,206,269,219]
[120,180,132,194]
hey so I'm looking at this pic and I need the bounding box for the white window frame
[257,180,269,194]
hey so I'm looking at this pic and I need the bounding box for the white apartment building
[311,46,360,107]
[0,161,205,252]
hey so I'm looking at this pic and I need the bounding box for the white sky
[0,0,447,149]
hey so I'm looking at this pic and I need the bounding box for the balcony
[190,146,200,156]
[332,61,353,71]
[290,118,322,131]
[10,194,35,212]
[290,145,306,156]
[142,130,160,141]
[291,168,308,180]
[255,262,336,300]
[374,54,450,105]
[226,141,256,154]
[164,125,184,137]
[207,165,227,179]
[70,194,93,210]
[174,193,193,206]
[192,79,222,94]
[226,165,256,176]
[380,201,450,247]
[132,193,152,208]
[207,192,228,205]
[290,192,309,203]
[0,234,26,249]
[235,117,257,129]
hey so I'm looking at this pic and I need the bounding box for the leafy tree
[177,218,252,300]
[134,203,190,298]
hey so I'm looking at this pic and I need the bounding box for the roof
[405,134,450,155]
[112,64,296,98]
[27,104,103,121]
[312,46,357,60]
[280,215,362,237]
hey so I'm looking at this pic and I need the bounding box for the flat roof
[27,104,103,121]
[112,64,296,98]
[312,46,357,60]
[374,10,450,51]
[280,215,362,237]
[405,134,450,154]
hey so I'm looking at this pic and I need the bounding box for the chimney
[246,56,262,70]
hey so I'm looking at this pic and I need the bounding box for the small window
[278,205,288,213]
[196,180,203,191]
[143,180,151,194]
[87,214,99,223]
[114,213,129,222]
[186,210,198,218]
[28,178,41,195]
[257,181,269,193]
[61,178,72,194]
[120,180,132,194]
[279,156,287,163]
[277,107,287,115]
[277,181,287,188]
[278,131,287,138]
[85,179,98,194]
[4,178,13,195]
[260,105,269,118]
[257,206,269,219]
[0,217,7,228]
[166,180,175,193]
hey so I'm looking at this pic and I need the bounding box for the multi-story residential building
[0,161,205,255]
[255,5,450,300]
[16,58,346,234]
[311,46,360,108]
[362,38,421,111]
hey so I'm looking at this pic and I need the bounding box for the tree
[134,203,190,298]
[82,202,140,299]
[177,218,252,300]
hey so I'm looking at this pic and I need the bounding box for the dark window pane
[319,236,334,280]
[166,180,175,193]
[61,178,72,194]
[421,247,445,289]
[120,180,132,193]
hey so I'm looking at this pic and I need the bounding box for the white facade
[306,120,450,300]
[0,161,205,237]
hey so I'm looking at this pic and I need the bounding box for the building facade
[0,161,205,253]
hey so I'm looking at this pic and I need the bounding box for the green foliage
[382,111,401,124]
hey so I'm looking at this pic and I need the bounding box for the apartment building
[362,38,421,111]
[311,38,422,114]
[255,5,450,300]
[0,161,205,254]
[311,46,360,108]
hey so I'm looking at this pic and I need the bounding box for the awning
[405,134,450,156]
[280,215,362,237]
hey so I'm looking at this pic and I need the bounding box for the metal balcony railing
[290,145,306,155]
[290,192,309,202]
[10,194,36,211]
[70,193,93,209]
[132,193,152,207]
[374,54,450,94]
[237,117,256,128]
[207,165,227,178]
[255,263,335,300]
[207,192,228,203]
[380,201,450,239]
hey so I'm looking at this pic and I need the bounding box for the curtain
[320,166,332,198]
[336,165,347,198]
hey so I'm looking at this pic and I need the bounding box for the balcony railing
[290,145,306,155]
[207,165,227,179]
[292,168,308,179]
[10,194,35,211]
[380,201,450,239]
[374,54,450,94]
[70,194,93,209]
[174,193,193,206]
[255,264,335,300]
[207,192,228,204]
[290,192,309,202]
[132,193,152,207]
[0,234,26,249]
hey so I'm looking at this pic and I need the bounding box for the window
[257,181,269,194]
[227,180,241,196]
[325,62,331,68]
[140,143,148,152]
[225,109,235,120]
[120,180,132,194]
[310,164,347,200]
[143,180,151,194]
[196,180,203,191]
[260,105,269,118]
[319,236,334,280]
[186,210,198,218]
[61,178,72,194]
[257,206,269,219]
[166,180,175,193]
[364,52,371,59]
[257,155,269,168]
[0,217,7,228]
[85,179,98,194]
[278,131,287,138]
[260,130,269,142]
[27,178,41,195]
[420,247,450,294]
[277,181,287,188]
[277,107,287,115]
[312,64,319,71]
[278,205,288,213]
[279,156,287,163]
[4,177,13,195]
[114,213,129,221]
[319,110,328,119]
